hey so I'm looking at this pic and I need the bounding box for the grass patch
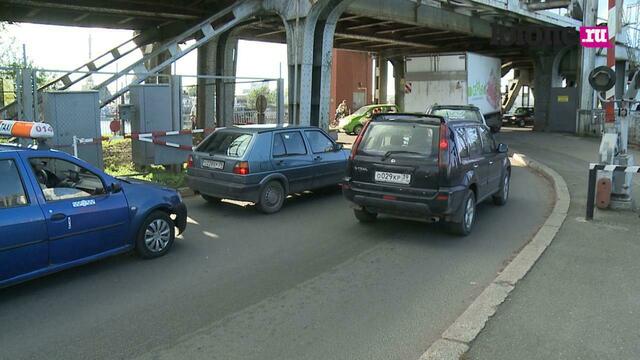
[103,138,187,189]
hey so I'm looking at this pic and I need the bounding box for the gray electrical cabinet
[548,87,578,133]
[130,84,191,166]
[42,91,103,168]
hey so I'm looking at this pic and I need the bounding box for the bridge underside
[1,0,585,132]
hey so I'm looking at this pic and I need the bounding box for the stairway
[95,0,259,107]
[501,78,523,113]
[1,0,259,117]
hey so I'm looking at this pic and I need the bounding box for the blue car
[0,145,187,288]
[186,125,349,213]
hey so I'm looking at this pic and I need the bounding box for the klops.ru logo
[580,26,612,48]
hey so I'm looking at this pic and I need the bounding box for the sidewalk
[467,129,640,360]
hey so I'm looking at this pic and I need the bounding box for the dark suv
[342,113,510,235]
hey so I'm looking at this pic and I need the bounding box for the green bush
[102,138,186,189]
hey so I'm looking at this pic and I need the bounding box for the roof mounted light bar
[0,120,54,139]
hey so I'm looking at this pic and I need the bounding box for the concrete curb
[178,187,195,198]
[418,152,570,360]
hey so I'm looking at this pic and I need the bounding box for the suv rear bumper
[343,181,467,221]
[186,174,261,203]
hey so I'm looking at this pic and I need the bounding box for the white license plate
[374,171,411,184]
[202,159,224,170]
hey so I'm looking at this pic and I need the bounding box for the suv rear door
[351,119,441,192]
[0,154,48,283]
[462,125,491,198]
[478,125,501,192]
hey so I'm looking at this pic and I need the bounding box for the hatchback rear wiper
[382,150,423,160]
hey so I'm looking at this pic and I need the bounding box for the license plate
[374,171,411,184]
[202,159,224,170]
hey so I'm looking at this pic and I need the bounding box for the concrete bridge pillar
[390,57,406,111]
[216,34,238,127]
[196,40,218,129]
[272,0,351,128]
[376,55,389,104]
[533,52,555,131]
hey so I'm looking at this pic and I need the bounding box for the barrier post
[586,165,597,220]
[72,135,78,158]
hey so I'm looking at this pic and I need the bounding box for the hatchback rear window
[358,122,439,157]
[197,131,253,157]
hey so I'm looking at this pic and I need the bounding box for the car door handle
[313,156,322,161]
[489,161,494,165]
[276,160,285,166]
[51,213,67,221]
[473,163,479,169]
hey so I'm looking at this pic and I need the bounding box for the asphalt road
[0,159,552,360]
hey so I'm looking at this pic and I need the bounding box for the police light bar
[0,120,54,139]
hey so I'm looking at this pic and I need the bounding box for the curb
[178,187,195,198]
[419,152,570,360]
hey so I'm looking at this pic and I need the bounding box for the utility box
[42,91,103,168]
[129,84,191,166]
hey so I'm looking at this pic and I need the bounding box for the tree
[246,85,277,111]
[1,22,52,106]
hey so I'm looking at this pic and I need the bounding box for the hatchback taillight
[233,161,250,175]
[187,154,194,168]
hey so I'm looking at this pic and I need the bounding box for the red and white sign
[404,82,412,94]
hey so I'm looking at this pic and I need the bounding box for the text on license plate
[202,159,224,170]
[374,171,411,184]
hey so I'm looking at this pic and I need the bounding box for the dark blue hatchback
[0,145,187,288]
[186,125,349,213]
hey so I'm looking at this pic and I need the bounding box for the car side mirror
[109,182,123,193]
[334,143,344,151]
[497,143,508,153]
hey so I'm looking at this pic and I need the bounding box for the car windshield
[197,131,253,157]
[353,106,371,116]
[358,122,439,158]
[431,108,481,122]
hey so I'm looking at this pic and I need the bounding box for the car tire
[449,190,476,236]
[257,181,285,214]
[354,208,377,223]
[490,125,501,133]
[493,171,510,206]
[136,211,175,259]
[353,124,363,136]
[202,194,221,203]
[518,119,526,127]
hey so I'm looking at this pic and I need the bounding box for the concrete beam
[346,0,492,38]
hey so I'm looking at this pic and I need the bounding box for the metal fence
[577,109,640,146]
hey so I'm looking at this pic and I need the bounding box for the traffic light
[588,66,616,92]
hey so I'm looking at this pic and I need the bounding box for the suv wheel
[257,181,285,214]
[493,172,510,206]
[353,124,363,135]
[136,211,175,259]
[449,190,476,236]
[202,194,221,203]
[518,118,526,127]
[354,208,377,223]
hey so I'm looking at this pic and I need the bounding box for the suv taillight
[187,154,194,168]
[233,161,250,175]
[438,124,449,169]
[350,122,370,160]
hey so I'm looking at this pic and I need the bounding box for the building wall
[330,49,373,119]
